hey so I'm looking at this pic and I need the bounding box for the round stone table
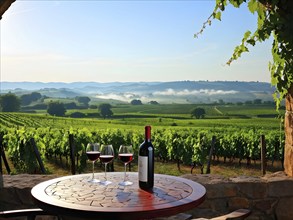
[31,172,206,220]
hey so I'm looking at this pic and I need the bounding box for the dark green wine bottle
[138,125,154,190]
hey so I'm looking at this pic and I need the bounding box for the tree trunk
[284,86,293,176]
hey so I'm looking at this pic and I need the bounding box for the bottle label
[138,155,148,182]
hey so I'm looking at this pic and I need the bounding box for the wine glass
[99,144,114,185]
[86,143,101,183]
[118,145,134,186]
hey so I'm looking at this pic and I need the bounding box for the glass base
[119,181,133,186]
[88,178,100,183]
[100,180,112,186]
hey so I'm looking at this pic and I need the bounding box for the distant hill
[0,81,275,104]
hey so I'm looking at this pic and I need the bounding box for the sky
[0,0,273,83]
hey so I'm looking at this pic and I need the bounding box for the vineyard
[0,109,284,175]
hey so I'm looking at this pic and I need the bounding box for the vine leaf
[195,0,293,110]
[214,11,222,20]
[248,0,258,13]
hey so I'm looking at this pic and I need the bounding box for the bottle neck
[145,126,151,141]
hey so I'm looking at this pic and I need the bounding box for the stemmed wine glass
[86,143,101,183]
[118,145,134,186]
[99,144,114,186]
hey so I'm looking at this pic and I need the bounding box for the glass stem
[104,163,107,181]
[124,164,127,182]
[92,162,95,180]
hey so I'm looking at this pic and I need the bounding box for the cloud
[95,93,138,102]
[94,89,239,103]
[153,89,238,96]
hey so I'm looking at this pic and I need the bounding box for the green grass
[1,103,283,131]
[112,103,222,116]
[217,105,281,117]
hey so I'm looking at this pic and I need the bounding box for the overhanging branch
[0,0,16,20]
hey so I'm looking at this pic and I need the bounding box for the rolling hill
[0,81,275,104]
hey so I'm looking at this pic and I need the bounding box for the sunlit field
[0,103,285,176]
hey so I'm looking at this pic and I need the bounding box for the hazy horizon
[0,81,274,104]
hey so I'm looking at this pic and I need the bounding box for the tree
[20,94,32,106]
[30,92,42,101]
[253,99,262,104]
[47,101,66,116]
[0,93,20,112]
[149,100,159,105]
[98,103,113,118]
[191,107,206,119]
[75,96,91,107]
[130,99,142,105]
[197,0,293,175]
[218,99,225,105]
[64,102,77,109]
[70,112,86,118]
[20,92,42,106]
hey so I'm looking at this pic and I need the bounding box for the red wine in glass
[118,145,134,186]
[99,155,114,163]
[118,153,133,163]
[100,144,114,186]
[86,143,100,183]
[86,151,100,161]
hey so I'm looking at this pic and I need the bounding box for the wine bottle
[138,125,154,190]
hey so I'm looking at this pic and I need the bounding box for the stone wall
[182,172,293,220]
[1,172,293,220]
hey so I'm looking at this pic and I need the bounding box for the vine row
[0,126,284,174]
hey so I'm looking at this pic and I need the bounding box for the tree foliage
[20,92,42,106]
[64,102,77,109]
[130,99,143,105]
[0,93,20,112]
[149,100,159,105]
[47,101,66,116]
[191,107,206,119]
[75,96,91,107]
[196,0,293,108]
[98,103,113,118]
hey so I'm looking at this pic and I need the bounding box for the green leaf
[214,11,222,21]
[248,0,258,14]
[230,0,244,8]
[216,0,227,11]
[247,39,256,46]
[243,31,251,40]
